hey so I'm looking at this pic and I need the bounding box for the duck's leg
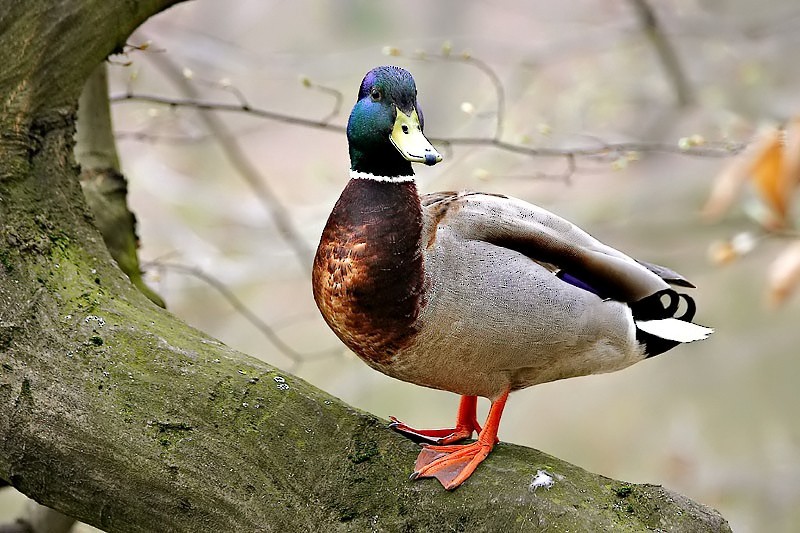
[389,395,482,445]
[410,389,509,490]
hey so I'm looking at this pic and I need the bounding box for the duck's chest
[312,179,426,366]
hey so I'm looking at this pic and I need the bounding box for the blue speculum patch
[557,271,600,296]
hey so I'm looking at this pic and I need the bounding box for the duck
[312,65,713,490]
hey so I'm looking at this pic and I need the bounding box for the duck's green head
[347,66,442,177]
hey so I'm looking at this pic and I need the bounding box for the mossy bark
[0,1,731,531]
[76,63,165,308]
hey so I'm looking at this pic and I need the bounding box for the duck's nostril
[402,124,409,134]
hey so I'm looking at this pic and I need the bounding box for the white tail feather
[636,318,714,343]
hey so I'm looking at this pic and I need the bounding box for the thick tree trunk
[0,1,731,531]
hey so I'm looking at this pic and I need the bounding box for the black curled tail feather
[628,289,696,321]
[630,289,698,358]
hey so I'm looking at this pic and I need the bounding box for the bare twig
[111,93,742,159]
[112,92,346,133]
[112,43,745,179]
[115,130,215,144]
[301,77,344,125]
[434,135,741,158]
[430,51,507,140]
[141,49,315,270]
[628,0,694,107]
[115,123,270,144]
[146,261,342,371]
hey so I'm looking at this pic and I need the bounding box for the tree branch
[0,1,731,531]
[629,0,695,107]
[77,63,165,308]
[111,92,743,159]
[76,63,122,172]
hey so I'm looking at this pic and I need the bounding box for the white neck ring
[349,170,415,183]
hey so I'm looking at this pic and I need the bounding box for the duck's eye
[370,88,382,101]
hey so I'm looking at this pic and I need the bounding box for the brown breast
[312,179,425,366]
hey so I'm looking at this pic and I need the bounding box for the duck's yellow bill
[390,108,442,166]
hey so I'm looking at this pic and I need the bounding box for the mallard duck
[312,65,712,490]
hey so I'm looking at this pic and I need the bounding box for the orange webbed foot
[411,440,496,489]
[408,390,509,490]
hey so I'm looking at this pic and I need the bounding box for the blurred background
[3,0,800,531]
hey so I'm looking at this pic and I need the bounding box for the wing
[421,191,688,304]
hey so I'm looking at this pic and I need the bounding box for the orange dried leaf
[750,129,788,227]
[767,240,800,307]
[702,128,779,221]
[781,116,800,206]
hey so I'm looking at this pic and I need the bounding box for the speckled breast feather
[312,178,425,366]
